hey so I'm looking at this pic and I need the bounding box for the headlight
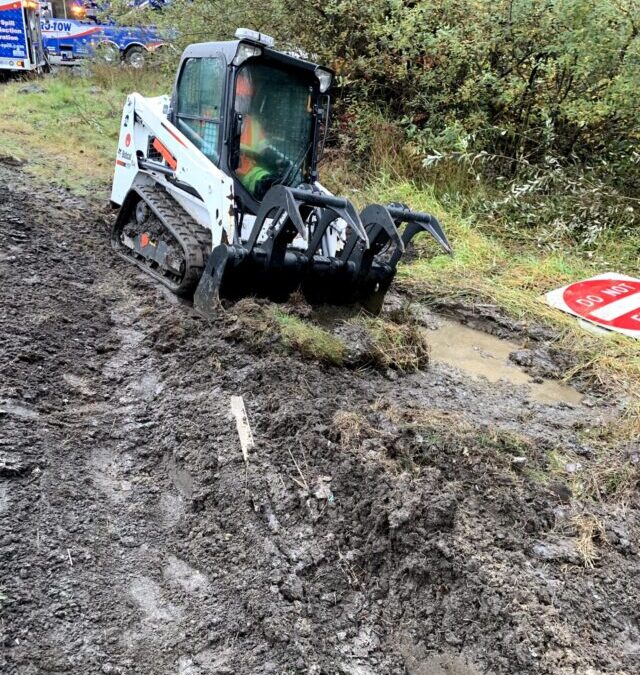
[233,43,262,66]
[70,5,85,17]
[315,67,333,93]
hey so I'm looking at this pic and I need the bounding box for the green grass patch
[0,65,168,197]
[476,428,533,456]
[334,403,536,477]
[227,299,347,365]
[544,447,638,503]
[234,303,431,370]
[273,310,346,366]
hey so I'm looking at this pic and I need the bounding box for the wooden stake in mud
[230,396,255,463]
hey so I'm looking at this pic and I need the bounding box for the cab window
[233,62,314,200]
[176,57,225,165]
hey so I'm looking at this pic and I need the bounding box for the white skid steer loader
[110,28,452,317]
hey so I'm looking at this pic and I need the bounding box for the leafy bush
[295,1,640,162]
[292,0,640,240]
[425,149,640,246]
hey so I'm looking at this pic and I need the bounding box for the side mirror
[229,112,243,171]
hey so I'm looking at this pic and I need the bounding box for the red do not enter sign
[561,277,640,331]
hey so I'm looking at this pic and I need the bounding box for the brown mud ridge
[1,165,639,675]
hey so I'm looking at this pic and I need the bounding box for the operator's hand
[262,145,292,172]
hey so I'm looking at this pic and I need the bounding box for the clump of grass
[332,411,369,449]
[228,301,379,367]
[362,401,533,464]
[231,298,279,341]
[273,310,346,366]
[476,427,533,456]
[547,450,574,474]
[349,316,430,372]
[380,402,465,432]
[226,300,345,364]
[331,408,404,470]
[542,446,638,503]
[575,455,638,503]
[572,514,605,567]
[525,467,551,485]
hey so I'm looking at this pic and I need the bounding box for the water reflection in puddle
[429,320,583,405]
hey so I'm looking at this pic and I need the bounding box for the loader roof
[181,39,325,74]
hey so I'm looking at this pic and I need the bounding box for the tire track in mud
[1,165,639,675]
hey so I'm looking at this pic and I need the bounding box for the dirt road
[1,164,638,674]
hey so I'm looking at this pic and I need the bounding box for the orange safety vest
[238,115,266,177]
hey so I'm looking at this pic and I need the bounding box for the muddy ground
[1,162,639,675]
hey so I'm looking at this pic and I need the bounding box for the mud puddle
[428,319,583,405]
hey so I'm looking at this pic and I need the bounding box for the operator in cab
[234,70,292,199]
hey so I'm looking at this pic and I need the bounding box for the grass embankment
[2,67,638,435]
[0,65,168,196]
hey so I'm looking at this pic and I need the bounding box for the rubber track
[115,185,212,297]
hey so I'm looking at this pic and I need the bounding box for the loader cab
[171,30,333,216]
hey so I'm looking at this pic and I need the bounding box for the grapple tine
[283,187,368,253]
[343,200,368,246]
[360,204,405,255]
[341,203,404,266]
[306,202,368,256]
[403,217,451,253]
[343,203,452,315]
[246,185,308,252]
[386,202,453,267]
[193,244,246,318]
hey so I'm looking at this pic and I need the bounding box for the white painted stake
[230,396,255,463]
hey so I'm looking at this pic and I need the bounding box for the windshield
[234,61,315,200]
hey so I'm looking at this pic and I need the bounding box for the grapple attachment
[193,185,452,318]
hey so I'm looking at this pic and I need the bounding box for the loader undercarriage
[111,185,211,296]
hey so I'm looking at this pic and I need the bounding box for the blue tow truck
[0,0,47,72]
[40,1,169,67]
